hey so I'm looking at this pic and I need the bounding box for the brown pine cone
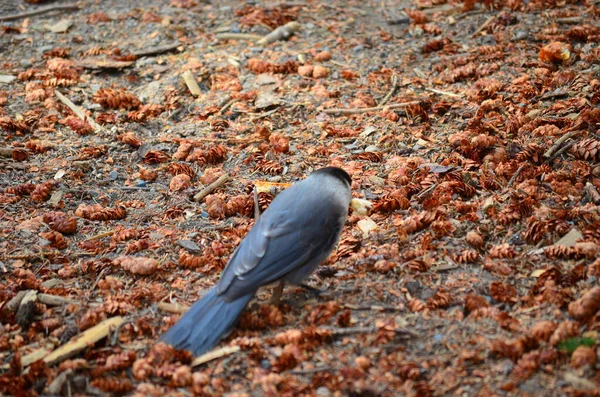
[571,138,600,161]
[93,88,141,110]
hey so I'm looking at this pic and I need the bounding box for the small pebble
[260,359,271,369]
[513,30,529,40]
[109,170,119,180]
[316,387,331,397]
[135,180,147,187]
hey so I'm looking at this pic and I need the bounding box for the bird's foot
[269,281,285,305]
[299,283,328,297]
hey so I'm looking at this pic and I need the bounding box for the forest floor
[1,0,600,396]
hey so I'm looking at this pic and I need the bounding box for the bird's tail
[160,287,253,356]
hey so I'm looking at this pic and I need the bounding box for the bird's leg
[253,187,261,220]
[270,280,285,304]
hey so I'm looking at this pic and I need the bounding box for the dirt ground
[1,0,600,396]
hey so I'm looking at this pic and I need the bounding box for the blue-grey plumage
[160,167,352,356]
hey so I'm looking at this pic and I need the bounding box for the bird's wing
[215,204,341,300]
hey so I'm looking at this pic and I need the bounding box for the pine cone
[571,138,600,161]
[93,88,141,110]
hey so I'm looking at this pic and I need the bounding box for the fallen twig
[426,87,463,98]
[182,70,201,97]
[193,174,230,202]
[158,301,190,314]
[545,139,577,163]
[290,366,333,375]
[555,16,583,24]
[77,59,134,70]
[191,345,241,367]
[0,161,28,170]
[543,130,583,158]
[378,75,399,106]
[83,230,115,241]
[325,326,417,337]
[46,369,73,395]
[415,183,439,199]
[421,3,461,15]
[43,316,125,366]
[249,106,281,121]
[216,33,263,41]
[132,42,181,57]
[431,264,460,272]
[342,303,403,311]
[323,101,421,115]
[0,3,79,22]
[471,16,496,37]
[55,91,105,133]
[6,290,28,312]
[504,164,526,190]
[38,293,80,306]
[585,182,600,204]
[0,346,52,370]
[219,98,239,114]
[257,21,301,46]
[0,147,15,158]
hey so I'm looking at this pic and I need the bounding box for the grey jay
[161,167,352,356]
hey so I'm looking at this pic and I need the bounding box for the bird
[160,166,352,356]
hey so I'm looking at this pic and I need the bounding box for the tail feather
[160,287,253,356]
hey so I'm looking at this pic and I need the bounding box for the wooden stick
[257,21,301,46]
[555,16,583,24]
[421,3,461,15]
[54,91,104,133]
[193,174,230,202]
[249,106,281,121]
[378,75,399,106]
[46,369,72,394]
[290,366,333,375]
[545,139,577,163]
[216,33,263,41]
[325,326,417,337]
[37,293,79,306]
[43,316,124,366]
[0,3,79,22]
[6,290,28,312]
[426,87,463,98]
[0,347,52,370]
[132,42,181,57]
[158,301,190,314]
[182,70,201,97]
[415,183,438,199]
[543,130,583,158]
[83,230,115,241]
[323,101,421,115]
[504,164,526,190]
[471,16,495,37]
[219,98,239,114]
[342,303,403,311]
[0,147,14,158]
[191,345,240,367]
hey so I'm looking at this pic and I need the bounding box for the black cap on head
[312,167,352,186]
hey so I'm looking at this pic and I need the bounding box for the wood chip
[191,345,240,367]
[182,70,201,97]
